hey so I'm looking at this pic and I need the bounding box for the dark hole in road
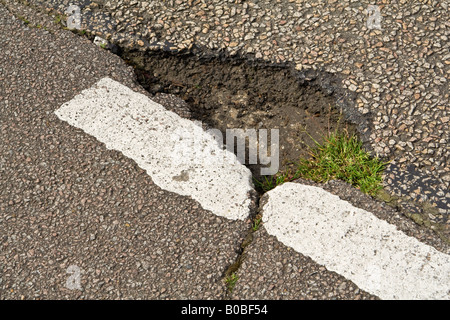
[117,47,358,192]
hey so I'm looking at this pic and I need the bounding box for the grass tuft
[256,131,388,196]
[225,273,239,293]
[252,217,262,231]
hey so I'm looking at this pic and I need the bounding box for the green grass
[53,15,62,24]
[254,171,293,193]
[225,273,239,293]
[256,131,388,196]
[252,217,262,231]
[17,15,30,25]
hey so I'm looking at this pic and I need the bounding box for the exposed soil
[119,49,358,182]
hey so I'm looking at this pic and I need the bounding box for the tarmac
[0,0,449,300]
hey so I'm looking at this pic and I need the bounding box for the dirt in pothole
[120,50,357,181]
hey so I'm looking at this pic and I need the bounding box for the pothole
[115,48,365,297]
[117,48,361,190]
[63,24,374,290]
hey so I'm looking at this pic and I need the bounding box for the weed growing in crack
[252,217,262,232]
[254,171,294,193]
[225,273,239,293]
[17,15,30,25]
[256,131,388,196]
[53,14,62,24]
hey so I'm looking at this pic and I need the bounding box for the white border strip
[262,182,450,300]
[55,77,254,220]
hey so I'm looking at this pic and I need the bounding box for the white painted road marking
[55,77,254,221]
[262,183,450,300]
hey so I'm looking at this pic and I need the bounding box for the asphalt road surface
[0,0,449,301]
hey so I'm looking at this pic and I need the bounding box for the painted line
[261,182,450,300]
[55,77,254,221]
